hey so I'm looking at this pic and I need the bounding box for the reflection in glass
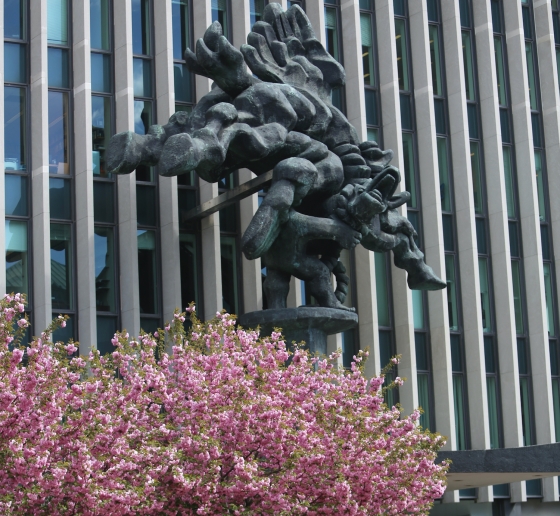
[138,230,158,314]
[180,233,198,310]
[446,255,459,332]
[50,223,73,310]
[5,174,27,217]
[511,260,524,334]
[494,37,507,106]
[221,236,238,315]
[453,375,467,450]
[325,7,339,62]
[394,18,409,91]
[250,0,266,26]
[133,58,152,98]
[367,127,378,142]
[91,53,111,93]
[47,0,68,45]
[48,47,69,88]
[525,42,538,111]
[4,43,26,83]
[5,0,26,39]
[5,220,28,296]
[172,0,190,60]
[212,0,229,40]
[402,132,416,208]
[174,63,193,103]
[429,25,442,96]
[49,178,71,220]
[417,373,431,430]
[132,0,151,56]
[461,31,475,101]
[360,13,375,87]
[412,289,424,329]
[134,100,152,135]
[535,151,546,222]
[48,91,69,174]
[95,227,116,313]
[479,257,492,333]
[4,87,26,171]
[92,96,112,177]
[90,0,110,50]
[374,252,390,327]
[93,181,115,224]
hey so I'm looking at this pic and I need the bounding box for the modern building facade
[2,0,560,513]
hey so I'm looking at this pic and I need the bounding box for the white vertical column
[0,5,5,295]
[306,0,326,45]
[503,0,555,502]
[442,0,492,502]
[114,0,140,338]
[73,0,97,352]
[532,0,560,503]
[233,1,262,315]
[471,0,524,501]
[30,0,52,332]
[154,0,182,323]
[409,0,454,438]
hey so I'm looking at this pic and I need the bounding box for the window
[172,0,194,111]
[211,0,230,40]
[325,1,344,112]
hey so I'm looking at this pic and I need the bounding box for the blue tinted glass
[134,100,152,135]
[136,185,157,226]
[400,94,413,130]
[172,0,190,60]
[476,217,487,255]
[364,88,378,126]
[550,340,559,376]
[434,98,446,134]
[484,336,496,373]
[500,109,510,143]
[541,225,550,260]
[427,0,438,22]
[132,0,151,55]
[459,488,476,498]
[91,52,111,93]
[517,338,528,375]
[133,57,152,97]
[174,63,193,103]
[415,332,429,371]
[94,181,115,223]
[532,113,541,148]
[90,0,110,50]
[443,214,454,252]
[4,43,26,83]
[467,103,478,139]
[491,0,502,34]
[359,0,372,9]
[5,174,27,216]
[554,13,560,45]
[4,0,25,39]
[48,47,69,88]
[52,315,74,343]
[459,0,470,28]
[493,484,509,498]
[393,0,405,17]
[4,87,27,171]
[94,227,117,312]
[92,96,112,177]
[50,223,73,310]
[331,88,344,112]
[451,334,462,372]
[140,317,160,334]
[522,6,532,39]
[509,221,520,257]
[48,91,70,173]
[49,178,72,220]
[526,479,542,497]
[97,315,118,355]
[47,0,68,45]
[342,329,356,369]
[379,330,393,366]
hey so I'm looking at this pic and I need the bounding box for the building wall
[2,0,560,509]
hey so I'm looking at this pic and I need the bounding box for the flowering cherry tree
[0,294,447,515]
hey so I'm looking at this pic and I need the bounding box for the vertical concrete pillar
[72,0,97,352]
[30,0,52,332]
[305,0,326,46]
[154,0,182,323]
[114,0,140,338]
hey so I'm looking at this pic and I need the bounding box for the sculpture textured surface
[107,3,445,312]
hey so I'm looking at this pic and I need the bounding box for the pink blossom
[17,319,28,328]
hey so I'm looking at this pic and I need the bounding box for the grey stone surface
[239,307,358,355]
[106,2,445,313]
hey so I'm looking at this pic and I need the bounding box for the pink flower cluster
[0,295,447,515]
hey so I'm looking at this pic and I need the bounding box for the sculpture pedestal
[238,307,358,355]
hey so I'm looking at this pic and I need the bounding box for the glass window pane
[91,52,111,93]
[552,378,560,443]
[367,127,378,142]
[412,289,424,329]
[434,98,445,134]
[342,329,356,369]
[525,42,538,110]
[136,185,157,226]
[532,113,541,149]
[48,91,70,174]
[400,93,412,130]
[93,181,115,224]
[211,0,229,40]
[359,0,372,9]
[364,88,378,127]
[467,102,478,139]
[484,336,496,373]
[491,0,501,33]
[509,221,520,258]
[494,37,507,106]
[550,340,559,376]
[49,177,71,220]
[90,0,110,50]
[140,317,160,335]
[393,0,405,18]
[5,220,29,297]
[443,214,454,252]
[374,252,391,327]
[172,0,190,60]
[519,376,532,446]
[50,223,73,310]
[543,263,556,337]
[500,108,510,143]
[48,47,69,89]
[134,100,152,135]
[174,63,193,103]
[250,0,266,26]
[487,376,500,449]
[462,31,475,101]
[417,373,431,430]
[427,0,438,22]
[476,217,487,255]
[402,132,417,208]
[132,0,151,55]
[180,233,198,310]
[511,260,524,334]
[535,151,546,222]
[479,257,492,332]
[541,225,551,260]
[502,146,515,218]
[453,375,467,450]
[517,338,528,375]
[429,25,443,96]
[92,96,112,177]
[133,57,152,98]
[446,255,459,331]
[5,174,27,217]
[450,333,462,372]
[5,0,26,39]
[4,87,26,171]
[137,229,159,315]
[95,227,117,313]
[470,142,483,214]
[97,315,118,355]
[415,331,429,371]
[360,13,375,87]
[47,0,68,45]
[459,0,470,28]
[52,315,74,342]
[325,7,340,62]
[437,138,451,211]
[339,249,354,311]
[4,42,26,83]
[221,236,239,315]
[219,204,237,233]
[178,188,197,229]
[394,18,409,91]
